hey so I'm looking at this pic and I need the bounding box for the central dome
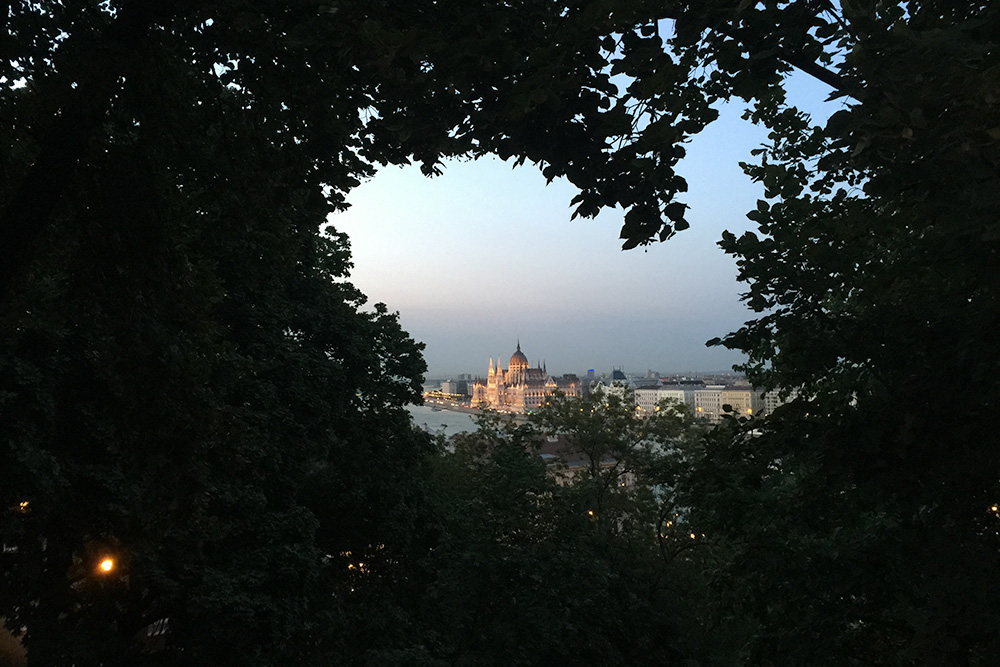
[509,342,529,370]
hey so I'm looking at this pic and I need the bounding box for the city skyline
[334,74,836,378]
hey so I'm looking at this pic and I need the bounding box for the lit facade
[721,386,766,417]
[470,343,579,413]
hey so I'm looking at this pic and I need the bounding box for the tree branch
[660,6,853,97]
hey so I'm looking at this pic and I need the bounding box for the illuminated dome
[509,342,529,370]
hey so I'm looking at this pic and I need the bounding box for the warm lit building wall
[635,387,660,413]
[473,344,578,413]
[721,387,762,417]
[694,387,724,421]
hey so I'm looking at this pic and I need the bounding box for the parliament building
[470,342,580,413]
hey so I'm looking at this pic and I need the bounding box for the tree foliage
[2,5,434,661]
[0,89,431,664]
[692,4,1000,665]
[3,0,999,664]
[386,395,712,667]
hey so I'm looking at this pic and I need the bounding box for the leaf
[665,201,687,222]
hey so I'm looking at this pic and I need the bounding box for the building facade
[470,343,579,413]
[694,386,725,421]
[720,386,766,417]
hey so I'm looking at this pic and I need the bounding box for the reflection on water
[406,404,478,437]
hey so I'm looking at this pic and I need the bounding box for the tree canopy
[3,0,1000,664]
[390,392,710,667]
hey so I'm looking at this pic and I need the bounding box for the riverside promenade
[421,398,530,420]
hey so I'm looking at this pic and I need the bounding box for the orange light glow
[98,558,115,573]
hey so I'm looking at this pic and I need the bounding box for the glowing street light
[98,557,115,574]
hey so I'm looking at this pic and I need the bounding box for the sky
[334,75,836,379]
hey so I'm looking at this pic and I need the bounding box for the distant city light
[98,558,115,573]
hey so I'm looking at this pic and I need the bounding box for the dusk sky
[335,74,835,379]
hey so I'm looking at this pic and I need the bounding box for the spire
[516,339,521,353]
[489,357,494,375]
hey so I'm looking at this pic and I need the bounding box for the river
[406,404,479,437]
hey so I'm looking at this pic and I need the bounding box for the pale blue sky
[334,74,835,378]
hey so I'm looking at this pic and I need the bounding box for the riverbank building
[470,342,579,413]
